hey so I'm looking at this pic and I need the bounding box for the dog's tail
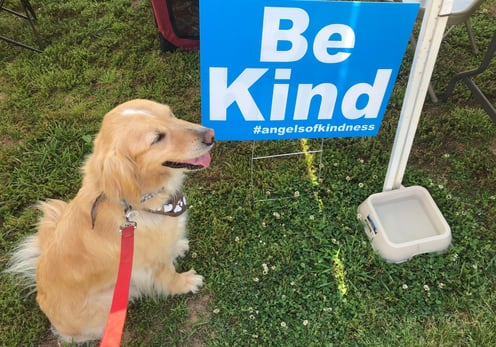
[6,199,67,294]
[36,199,67,235]
[5,235,40,294]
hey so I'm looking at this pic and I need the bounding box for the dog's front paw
[183,269,204,294]
[169,270,203,295]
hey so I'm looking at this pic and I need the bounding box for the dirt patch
[0,134,18,147]
[489,136,496,156]
[181,292,212,347]
[37,330,59,347]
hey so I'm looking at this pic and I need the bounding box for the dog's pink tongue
[190,153,211,167]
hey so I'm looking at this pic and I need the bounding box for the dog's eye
[152,133,166,144]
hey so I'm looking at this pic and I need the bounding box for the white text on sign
[209,6,392,123]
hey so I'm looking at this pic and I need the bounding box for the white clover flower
[303,320,309,326]
[262,263,269,275]
[358,182,364,188]
[235,236,240,242]
[294,190,300,198]
[438,283,445,289]
[273,212,281,219]
[280,322,287,328]
[309,215,315,220]
[213,308,220,314]
[423,284,430,291]
[253,277,259,282]
[402,284,408,290]
[346,176,351,181]
[443,153,450,158]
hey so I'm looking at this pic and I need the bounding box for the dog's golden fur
[7,99,214,343]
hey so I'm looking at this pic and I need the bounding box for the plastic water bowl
[358,185,451,263]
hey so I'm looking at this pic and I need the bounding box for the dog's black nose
[202,128,215,146]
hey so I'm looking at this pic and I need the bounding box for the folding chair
[403,0,485,102]
[0,0,44,52]
[441,0,485,54]
[443,31,496,124]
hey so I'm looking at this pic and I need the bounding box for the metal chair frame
[404,0,485,102]
[443,31,496,124]
[0,0,44,52]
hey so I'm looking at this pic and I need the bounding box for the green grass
[1,0,496,346]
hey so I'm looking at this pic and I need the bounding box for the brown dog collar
[91,190,187,229]
[143,191,187,217]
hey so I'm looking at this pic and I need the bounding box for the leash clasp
[120,201,138,231]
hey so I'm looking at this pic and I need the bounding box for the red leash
[100,224,135,347]
[98,191,186,346]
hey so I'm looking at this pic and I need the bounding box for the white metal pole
[383,0,453,191]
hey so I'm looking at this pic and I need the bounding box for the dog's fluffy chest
[135,209,187,254]
[130,212,189,296]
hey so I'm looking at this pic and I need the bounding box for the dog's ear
[99,150,141,204]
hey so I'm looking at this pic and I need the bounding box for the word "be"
[260,7,355,64]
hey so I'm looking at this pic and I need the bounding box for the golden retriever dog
[7,99,215,343]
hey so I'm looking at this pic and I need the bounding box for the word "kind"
[209,67,391,121]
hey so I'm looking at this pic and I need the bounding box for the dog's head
[84,99,214,204]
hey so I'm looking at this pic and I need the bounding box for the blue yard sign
[200,0,419,140]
